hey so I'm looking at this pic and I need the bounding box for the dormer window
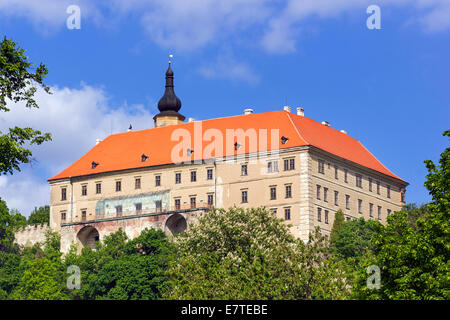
[234,142,241,151]
[141,154,149,162]
[92,161,99,169]
[281,136,289,145]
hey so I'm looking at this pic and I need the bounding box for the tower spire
[153,58,185,127]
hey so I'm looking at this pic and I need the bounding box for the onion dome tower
[153,62,185,127]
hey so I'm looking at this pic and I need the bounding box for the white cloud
[0,84,155,216]
[1,0,449,52]
[0,172,48,217]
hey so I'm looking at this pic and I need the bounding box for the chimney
[340,130,347,134]
[283,106,291,113]
[321,121,330,127]
[188,117,195,122]
[244,108,254,115]
[296,107,304,116]
[96,139,101,145]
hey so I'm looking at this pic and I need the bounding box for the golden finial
[169,53,173,64]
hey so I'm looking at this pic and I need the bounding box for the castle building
[48,64,408,252]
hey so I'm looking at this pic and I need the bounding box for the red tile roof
[48,111,405,183]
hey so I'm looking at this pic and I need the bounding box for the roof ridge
[285,111,310,145]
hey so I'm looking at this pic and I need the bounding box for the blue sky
[0,0,449,216]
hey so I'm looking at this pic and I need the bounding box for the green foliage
[330,209,345,244]
[354,130,450,300]
[332,217,382,262]
[64,228,175,300]
[27,206,50,225]
[9,209,27,229]
[164,207,350,299]
[0,37,51,175]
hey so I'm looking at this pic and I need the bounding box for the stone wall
[14,224,50,247]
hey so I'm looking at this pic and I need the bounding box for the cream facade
[49,144,406,252]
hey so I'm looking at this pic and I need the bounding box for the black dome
[157,63,181,112]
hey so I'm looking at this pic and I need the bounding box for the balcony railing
[65,203,213,224]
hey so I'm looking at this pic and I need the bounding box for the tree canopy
[164,207,350,299]
[0,37,51,175]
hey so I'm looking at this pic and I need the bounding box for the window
[207,168,213,180]
[155,175,161,187]
[324,187,328,202]
[61,211,66,221]
[135,178,141,189]
[356,174,362,188]
[135,203,142,214]
[284,208,291,220]
[116,181,121,192]
[284,158,295,171]
[387,185,391,198]
[115,205,122,217]
[334,191,339,206]
[344,169,348,183]
[316,185,321,200]
[267,160,278,173]
[191,171,197,182]
[387,209,392,216]
[346,217,351,221]
[96,183,101,194]
[61,188,67,201]
[317,207,322,222]
[190,197,196,209]
[208,194,214,206]
[369,203,374,217]
[175,173,181,184]
[241,190,248,203]
[241,164,248,176]
[377,181,380,194]
[155,200,162,212]
[285,185,292,198]
[318,159,325,174]
[81,210,87,221]
[369,178,372,192]
[81,185,87,196]
[401,191,405,203]
[358,199,363,214]
[345,195,350,210]
[378,206,382,220]
[270,187,277,200]
[334,165,338,179]
[175,199,181,210]
[325,210,329,224]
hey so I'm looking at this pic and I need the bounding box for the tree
[64,228,175,300]
[0,199,16,252]
[27,205,50,225]
[332,217,382,262]
[330,209,345,245]
[354,130,450,300]
[0,37,51,175]
[164,207,350,300]
[8,230,69,300]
